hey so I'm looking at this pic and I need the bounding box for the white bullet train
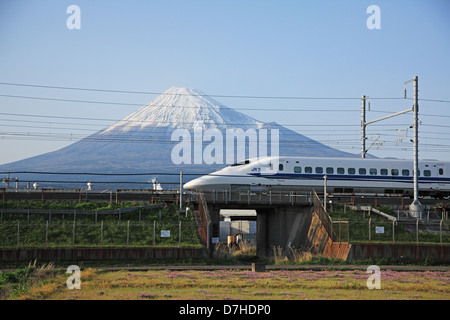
[183,156,450,199]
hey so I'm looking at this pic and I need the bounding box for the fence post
[72,220,76,245]
[338,219,341,243]
[392,220,395,244]
[126,220,130,247]
[347,221,349,243]
[416,219,419,245]
[440,220,443,245]
[179,221,182,246]
[100,220,103,247]
[153,220,156,246]
[46,220,49,247]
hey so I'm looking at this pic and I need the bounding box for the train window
[337,167,345,174]
[294,166,302,173]
[348,168,356,175]
[315,167,323,174]
[305,167,312,173]
[439,168,444,175]
[402,169,410,176]
[391,169,399,176]
[279,164,284,171]
[326,167,334,174]
[359,168,366,175]
[380,169,388,176]
[424,170,431,177]
[370,168,377,175]
[231,160,250,166]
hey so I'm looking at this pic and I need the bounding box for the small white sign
[211,237,219,244]
[161,230,171,238]
[375,226,384,234]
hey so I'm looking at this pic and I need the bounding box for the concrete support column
[256,208,269,257]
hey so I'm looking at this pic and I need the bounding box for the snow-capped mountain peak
[103,87,262,133]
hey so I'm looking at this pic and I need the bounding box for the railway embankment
[306,199,450,262]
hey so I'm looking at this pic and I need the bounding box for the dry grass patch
[9,268,450,300]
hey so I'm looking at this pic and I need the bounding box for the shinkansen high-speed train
[183,156,450,199]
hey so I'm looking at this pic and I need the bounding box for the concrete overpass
[191,190,315,257]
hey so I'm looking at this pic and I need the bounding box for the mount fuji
[0,87,356,188]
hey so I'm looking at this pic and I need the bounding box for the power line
[3,81,449,102]
[1,82,449,160]
[0,94,143,107]
[0,93,359,112]
[0,81,406,100]
[2,131,449,151]
[0,111,418,127]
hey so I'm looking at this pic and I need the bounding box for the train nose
[183,179,199,190]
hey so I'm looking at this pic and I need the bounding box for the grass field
[1,200,449,247]
[4,266,449,300]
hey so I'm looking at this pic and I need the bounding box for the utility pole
[408,76,423,219]
[361,95,367,158]
[361,76,423,219]
[179,170,183,217]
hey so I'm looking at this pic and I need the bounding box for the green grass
[0,202,203,248]
[0,200,134,211]
[329,204,450,245]
[1,201,449,248]
[0,261,59,299]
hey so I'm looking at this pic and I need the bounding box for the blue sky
[1,0,449,165]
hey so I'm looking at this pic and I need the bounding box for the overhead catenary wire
[1,132,449,154]
[0,81,420,101]
[0,93,364,112]
[1,81,449,103]
[1,81,449,161]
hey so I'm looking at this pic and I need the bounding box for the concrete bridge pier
[205,203,313,259]
[256,205,312,258]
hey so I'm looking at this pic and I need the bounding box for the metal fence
[330,219,450,245]
[195,189,314,205]
[0,205,164,223]
[0,221,207,248]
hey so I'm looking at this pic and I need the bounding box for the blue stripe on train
[248,173,450,184]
